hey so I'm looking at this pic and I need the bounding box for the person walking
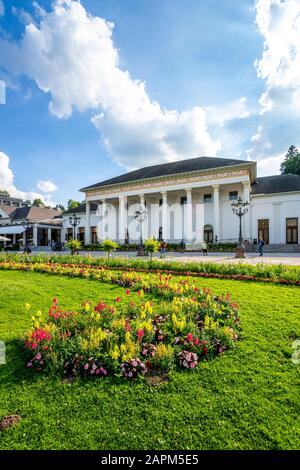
[159,240,167,258]
[258,237,265,256]
[201,240,208,256]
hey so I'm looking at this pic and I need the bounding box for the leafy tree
[102,239,118,258]
[280,145,300,175]
[32,198,45,207]
[66,239,82,255]
[144,238,160,261]
[67,199,81,211]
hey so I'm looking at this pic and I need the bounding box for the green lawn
[0,270,299,450]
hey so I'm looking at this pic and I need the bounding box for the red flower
[186,333,193,342]
[115,297,121,303]
[125,289,130,295]
[202,347,208,355]
[31,343,37,349]
[137,329,145,338]
[125,320,132,332]
[53,298,58,304]
[94,302,107,312]
[194,338,200,346]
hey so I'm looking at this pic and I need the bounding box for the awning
[0,226,26,235]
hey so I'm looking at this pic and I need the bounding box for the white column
[161,191,169,241]
[48,228,52,245]
[243,182,250,240]
[13,234,16,245]
[101,199,107,240]
[33,226,38,246]
[118,195,127,244]
[213,184,220,242]
[23,231,26,245]
[139,194,148,241]
[185,188,193,243]
[85,201,91,245]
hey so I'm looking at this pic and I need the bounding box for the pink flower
[31,343,37,350]
[190,362,196,368]
[186,333,193,342]
[194,338,200,346]
[115,297,121,303]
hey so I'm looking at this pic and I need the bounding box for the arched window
[204,225,213,243]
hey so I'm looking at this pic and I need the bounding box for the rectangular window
[286,218,298,244]
[229,191,238,201]
[180,196,187,205]
[204,194,212,203]
[258,219,269,245]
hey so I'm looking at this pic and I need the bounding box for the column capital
[161,190,167,196]
[185,187,192,193]
[101,198,106,203]
[242,180,250,187]
[212,184,220,190]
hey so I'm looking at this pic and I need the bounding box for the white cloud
[256,153,282,176]
[0,0,219,169]
[0,1,4,17]
[37,179,58,193]
[0,151,55,205]
[249,0,300,162]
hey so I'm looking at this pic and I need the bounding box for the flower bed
[0,253,299,284]
[24,283,240,379]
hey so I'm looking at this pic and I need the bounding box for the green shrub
[144,238,160,260]
[102,239,118,258]
[65,239,82,254]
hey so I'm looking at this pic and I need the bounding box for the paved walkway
[31,250,300,266]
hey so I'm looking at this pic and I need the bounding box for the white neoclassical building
[62,156,300,250]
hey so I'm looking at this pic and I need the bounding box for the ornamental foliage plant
[144,238,160,261]
[102,239,118,258]
[65,239,82,255]
[23,277,241,380]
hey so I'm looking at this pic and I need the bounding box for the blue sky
[0,0,299,206]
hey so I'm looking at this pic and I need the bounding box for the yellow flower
[84,303,90,312]
[25,303,31,311]
[110,345,120,360]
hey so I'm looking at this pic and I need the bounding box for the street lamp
[231,196,250,258]
[135,207,146,256]
[69,212,81,240]
[22,218,34,253]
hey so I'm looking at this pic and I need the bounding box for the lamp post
[22,218,34,254]
[231,196,250,258]
[135,207,146,256]
[69,212,81,240]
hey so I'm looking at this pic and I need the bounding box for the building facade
[0,205,62,248]
[62,156,300,250]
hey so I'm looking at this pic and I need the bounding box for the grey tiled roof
[63,202,98,215]
[252,174,300,195]
[80,156,252,191]
[10,206,61,221]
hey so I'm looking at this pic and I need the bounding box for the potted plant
[102,239,118,259]
[66,239,82,255]
[144,238,160,262]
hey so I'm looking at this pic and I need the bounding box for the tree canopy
[67,199,81,210]
[280,145,300,175]
[32,198,45,207]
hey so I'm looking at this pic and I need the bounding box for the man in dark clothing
[258,237,265,256]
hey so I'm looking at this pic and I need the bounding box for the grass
[0,270,299,450]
